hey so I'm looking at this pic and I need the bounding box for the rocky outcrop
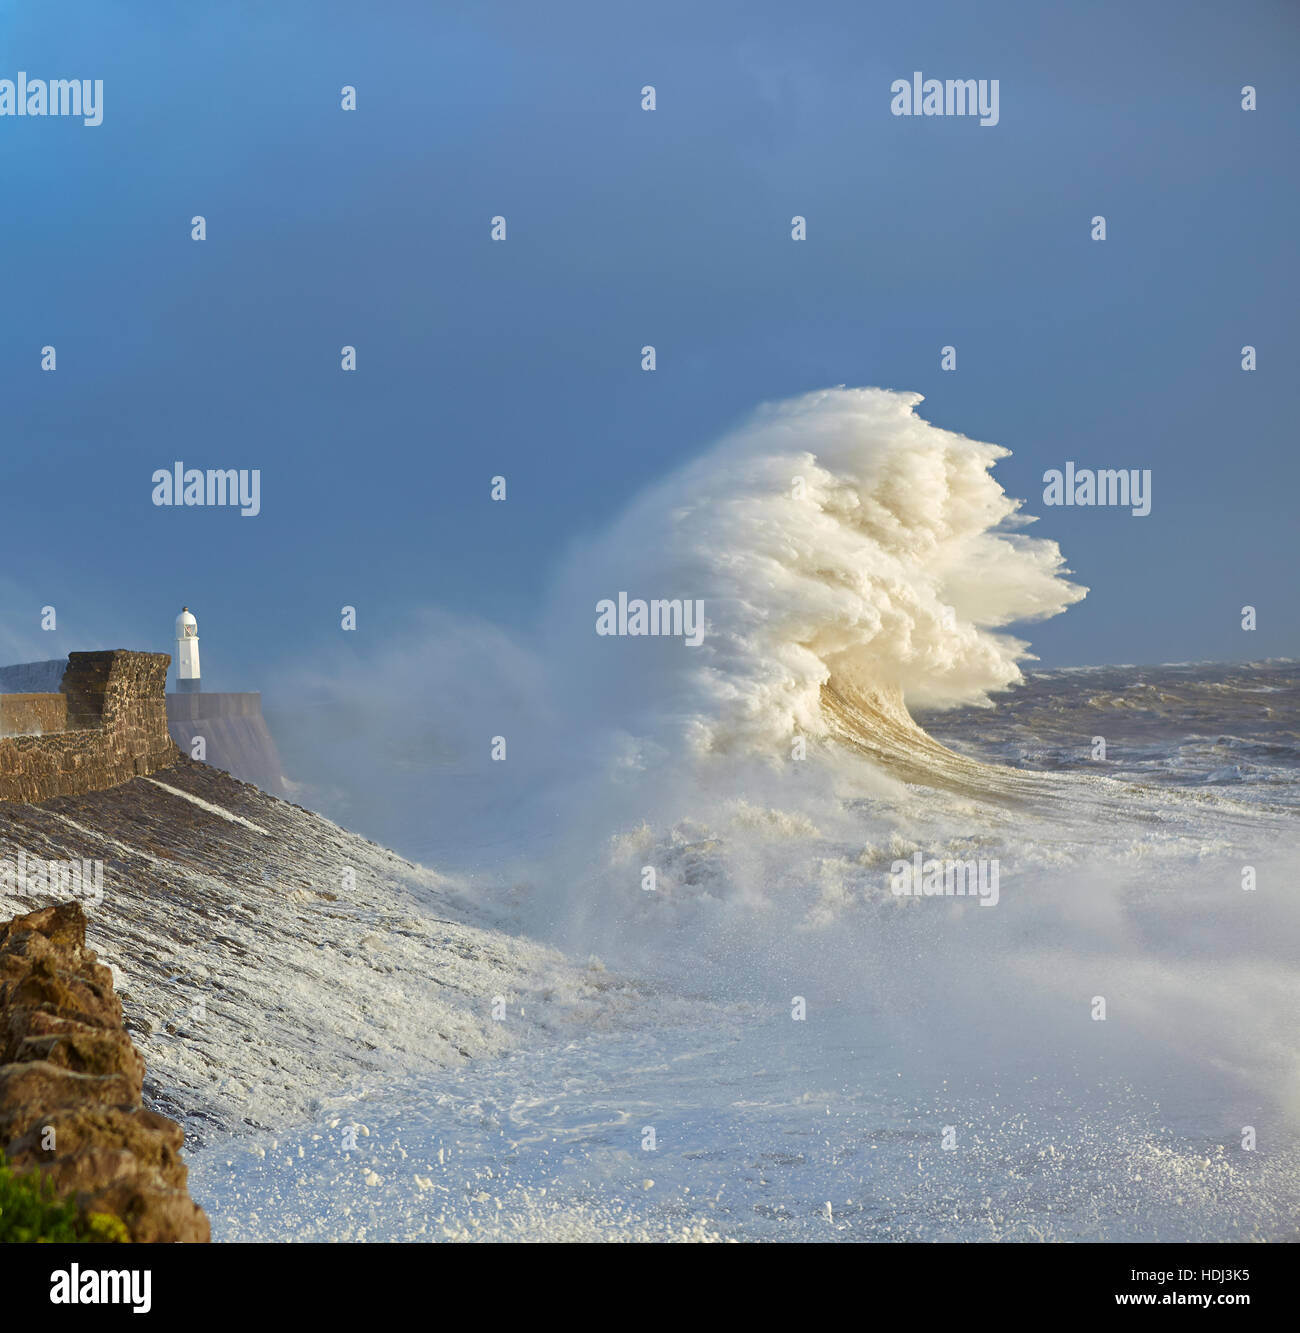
[0,902,209,1242]
[0,652,180,803]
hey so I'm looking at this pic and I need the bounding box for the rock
[8,1106,188,1188]
[0,902,86,954]
[0,1062,138,1138]
[14,1028,145,1093]
[76,1180,210,1245]
[0,902,209,1242]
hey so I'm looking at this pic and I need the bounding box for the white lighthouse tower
[174,607,201,693]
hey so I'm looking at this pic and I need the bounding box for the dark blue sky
[2,0,1296,688]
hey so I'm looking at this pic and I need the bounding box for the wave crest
[550,387,1086,764]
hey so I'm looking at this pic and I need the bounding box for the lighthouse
[174,607,200,693]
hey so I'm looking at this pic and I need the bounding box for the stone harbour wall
[0,652,181,804]
[0,693,68,737]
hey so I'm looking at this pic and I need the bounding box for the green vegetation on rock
[0,1155,128,1243]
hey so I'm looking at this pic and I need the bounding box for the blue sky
[2,0,1296,689]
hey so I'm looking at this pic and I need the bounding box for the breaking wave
[545,386,1085,782]
[270,387,1300,1161]
[245,387,1300,1237]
